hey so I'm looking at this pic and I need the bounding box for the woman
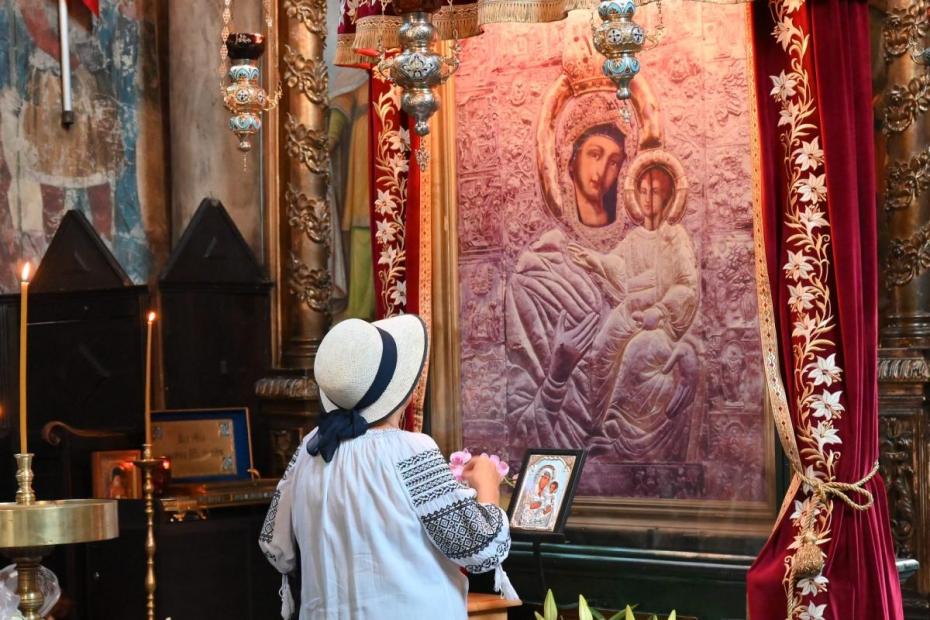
[260,315,516,619]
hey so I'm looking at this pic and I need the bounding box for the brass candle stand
[133,444,162,620]
[0,453,118,620]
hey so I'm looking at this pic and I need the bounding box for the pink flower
[482,453,510,478]
[449,449,511,483]
[450,450,472,467]
[449,450,472,482]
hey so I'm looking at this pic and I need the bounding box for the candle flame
[20,263,31,283]
[147,311,157,323]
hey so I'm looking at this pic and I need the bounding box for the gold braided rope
[790,461,880,581]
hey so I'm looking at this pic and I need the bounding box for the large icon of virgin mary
[506,12,699,466]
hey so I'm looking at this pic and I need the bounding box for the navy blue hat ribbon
[308,327,398,462]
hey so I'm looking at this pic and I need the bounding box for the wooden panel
[159,198,272,471]
[30,210,133,294]
[161,199,266,285]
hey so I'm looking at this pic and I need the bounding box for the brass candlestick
[0,454,118,620]
[14,453,35,506]
[133,444,161,620]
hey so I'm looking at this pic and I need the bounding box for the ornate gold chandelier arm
[263,81,285,111]
[439,42,461,82]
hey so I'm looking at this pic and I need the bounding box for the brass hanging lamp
[219,0,282,154]
[593,0,646,101]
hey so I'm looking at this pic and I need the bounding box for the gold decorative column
[874,0,930,611]
[879,0,930,341]
[256,0,332,475]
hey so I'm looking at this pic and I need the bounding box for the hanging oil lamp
[593,0,647,101]
[223,33,281,152]
[375,0,460,168]
[219,0,281,154]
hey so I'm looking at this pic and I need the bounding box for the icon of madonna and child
[504,22,700,474]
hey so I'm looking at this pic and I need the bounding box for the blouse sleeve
[259,433,315,619]
[395,438,512,576]
[259,438,306,574]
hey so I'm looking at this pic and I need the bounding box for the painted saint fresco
[0,0,165,291]
[456,5,765,500]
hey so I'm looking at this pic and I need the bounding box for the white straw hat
[314,314,428,424]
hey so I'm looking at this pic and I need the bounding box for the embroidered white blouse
[259,428,515,619]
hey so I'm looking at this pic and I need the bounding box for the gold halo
[622,149,689,226]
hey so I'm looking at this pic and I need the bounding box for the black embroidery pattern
[464,539,511,574]
[398,449,463,507]
[282,444,302,481]
[260,443,302,545]
[259,489,281,544]
[421,499,504,560]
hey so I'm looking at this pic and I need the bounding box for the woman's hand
[462,455,502,505]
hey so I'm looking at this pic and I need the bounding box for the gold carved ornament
[282,0,334,321]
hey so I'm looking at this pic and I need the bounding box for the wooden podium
[468,593,522,619]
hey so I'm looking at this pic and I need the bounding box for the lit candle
[145,311,156,446]
[19,263,31,455]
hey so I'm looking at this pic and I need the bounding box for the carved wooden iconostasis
[430,4,778,539]
[871,0,930,615]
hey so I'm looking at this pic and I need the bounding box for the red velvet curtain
[342,60,428,431]
[747,0,903,617]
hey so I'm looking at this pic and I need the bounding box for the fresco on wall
[0,0,165,291]
[456,5,766,500]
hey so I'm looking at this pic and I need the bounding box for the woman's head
[569,123,625,226]
[309,315,429,462]
[315,315,429,425]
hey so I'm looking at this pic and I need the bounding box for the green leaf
[668,612,676,620]
[544,590,558,620]
[535,614,546,620]
[578,595,594,620]
[606,613,625,620]
[625,605,636,620]
[591,609,607,620]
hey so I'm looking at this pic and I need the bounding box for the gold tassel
[792,530,824,580]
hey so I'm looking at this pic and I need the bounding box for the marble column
[167,0,264,257]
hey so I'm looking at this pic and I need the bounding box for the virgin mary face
[575,135,622,204]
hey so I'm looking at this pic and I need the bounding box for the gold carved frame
[426,28,780,536]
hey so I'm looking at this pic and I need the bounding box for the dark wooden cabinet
[85,500,282,620]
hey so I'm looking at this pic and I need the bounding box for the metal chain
[448,0,459,44]
[219,0,232,88]
[654,0,665,43]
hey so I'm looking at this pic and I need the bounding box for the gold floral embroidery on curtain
[751,0,846,618]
